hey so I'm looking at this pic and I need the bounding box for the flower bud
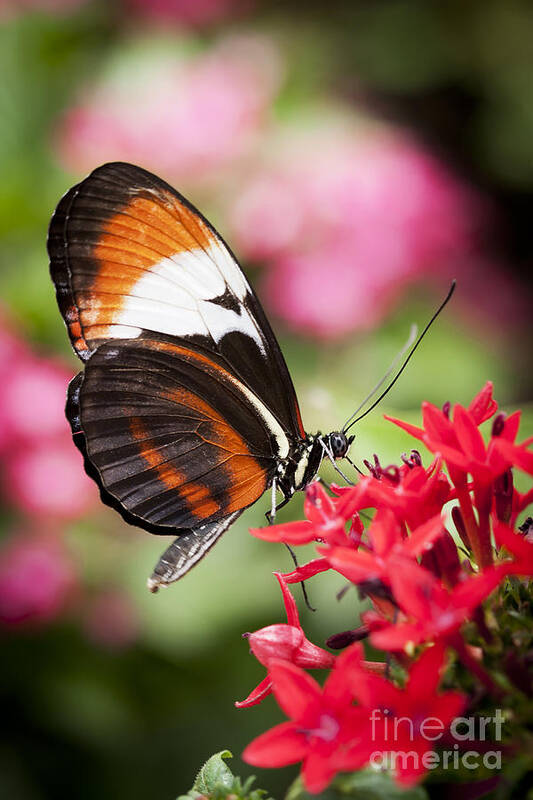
[326,627,369,649]
[452,506,471,551]
[491,413,507,437]
[494,469,513,523]
[248,623,334,669]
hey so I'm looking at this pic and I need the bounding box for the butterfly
[48,162,355,591]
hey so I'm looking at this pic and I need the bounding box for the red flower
[370,558,504,651]
[243,645,375,794]
[347,643,466,786]
[385,382,531,568]
[335,455,452,529]
[384,382,526,484]
[235,573,334,708]
[326,509,445,587]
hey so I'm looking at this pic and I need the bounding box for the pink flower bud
[248,623,334,669]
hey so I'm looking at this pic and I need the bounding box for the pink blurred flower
[230,123,487,338]
[0,356,71,448]
[83,588,139,649]
[127,0,252,27]
[55,35,282,186]
[0,531,77,626]
[4,439,97,519]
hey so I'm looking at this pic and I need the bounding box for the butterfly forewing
[48,162,305,440]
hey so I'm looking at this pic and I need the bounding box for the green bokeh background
[1,3,532,799]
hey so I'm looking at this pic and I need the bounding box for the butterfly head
[326,431,354,460]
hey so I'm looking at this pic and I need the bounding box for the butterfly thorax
[277,430,351,498]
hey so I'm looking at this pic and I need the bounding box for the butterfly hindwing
[69,337,289,532]
[48,161,305,440]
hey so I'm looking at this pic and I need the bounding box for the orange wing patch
[129,379,268,522]
[129,416,222,520]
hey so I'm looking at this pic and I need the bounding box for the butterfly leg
[270,477,277,521]
[265,484,292,525]
[264,482,316,613]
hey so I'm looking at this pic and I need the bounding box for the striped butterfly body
[48,162,351,591]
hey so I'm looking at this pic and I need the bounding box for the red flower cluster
[240,383,533,793]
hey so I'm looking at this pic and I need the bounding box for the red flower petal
[406,642,446,696]
[393,737,434,786]
[452,567,505,611]
[370,509,401,555]
[468,381,497,424]
[495,522,533,574]
[304,481,337,526]
[493,439,533,475]
[269,659,322,720]
[349,670,403,709]
[383,415,425,440]
[422,402,454,444]
[425,440,471,471]
[250,520,316,544]
[500,410,521,443]
[301,751,338,795]
[243,721,308,767]
[327,548,387,584]
[403,515,444,558]
[389,559,446,620]
[235,676,272,708]
[275,572,300,627]
[453,406,487,462]
[323,642,363,706]
[370,622,425,651]
[282,558,330,583]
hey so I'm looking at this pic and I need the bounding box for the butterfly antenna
[342,323,418,432]
[343,281,456,433]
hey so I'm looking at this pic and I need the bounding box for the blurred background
[0,1,532,798]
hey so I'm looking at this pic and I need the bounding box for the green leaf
[192,750,235,794]
[177,750,273,800]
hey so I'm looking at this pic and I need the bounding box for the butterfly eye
[328,432,349,459]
